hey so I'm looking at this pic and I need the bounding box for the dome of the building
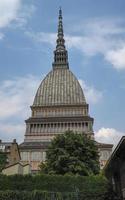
[33,68,86,106]
[33,9,86,107]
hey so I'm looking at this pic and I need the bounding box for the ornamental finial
[58,7,63,38]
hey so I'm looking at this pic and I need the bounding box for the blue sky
[0,0,125,146]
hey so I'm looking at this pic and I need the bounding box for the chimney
[13,139,16,143]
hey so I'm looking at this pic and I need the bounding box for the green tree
[40,131,100,175]
[0,152,7,172]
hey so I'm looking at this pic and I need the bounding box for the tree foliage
[0,152,7,172]
[40,131,100,175]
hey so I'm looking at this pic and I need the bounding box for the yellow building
[2,162,31,175]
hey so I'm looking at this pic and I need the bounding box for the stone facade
[0,139,20,166]
[2,162,31,175]
[97,142,113,169]
[20,142,47,173]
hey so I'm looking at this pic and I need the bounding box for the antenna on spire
[58,7,63,38]
[59,6,62,16]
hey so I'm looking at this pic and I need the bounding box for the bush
[0,174,118,200]
[0,152,7,172]
[0,174,107,192]
[0,190,118,200]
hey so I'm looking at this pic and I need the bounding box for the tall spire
[53,8,69,69]
[58,7,64,40]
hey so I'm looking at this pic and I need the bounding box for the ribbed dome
[33,9,86,107]
[33,68,86,106]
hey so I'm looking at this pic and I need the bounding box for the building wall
[8,143,20,164]
[120,160,125,199]
[23,165,31,175]
[20,151,46,171]
[99,147,112,169]
[25,120,93,143]
[0,140,20,166]
[32,106,88,118]
[2,163,21,175]
[20,146,112,172]
[2,163,31,175]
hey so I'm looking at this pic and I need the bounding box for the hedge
[0,190,118,200]
[0,174,119,200]
[0,174,108,192]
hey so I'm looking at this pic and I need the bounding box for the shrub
[0,174,118,200]
[0,190,119,200]
[0,174,107,192]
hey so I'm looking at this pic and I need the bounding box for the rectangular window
[21,152,30,161]
[43,152,46,161]
[31,152,41,161]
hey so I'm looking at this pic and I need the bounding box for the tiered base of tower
[24,105,94,142]
[20,104,94,172]
[25,116,94,142]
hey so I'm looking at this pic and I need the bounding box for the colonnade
[26,122,90,134]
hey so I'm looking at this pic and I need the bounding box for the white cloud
[25,31,111,56]
[0,75,42,142]
[0,123,25,142]
[25,31,56,46]
[68,18,125,69]
[79,79,103,104]
[0,0,21,28]
[12,4,36,28]
[26,17,125,70]
[106,46,125,70]
[0,32,4,40]
[66,34,111,56]
[95,127,125,147]
[0,0,36,40]
[73,18,125,36]
[0,75,40,120]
